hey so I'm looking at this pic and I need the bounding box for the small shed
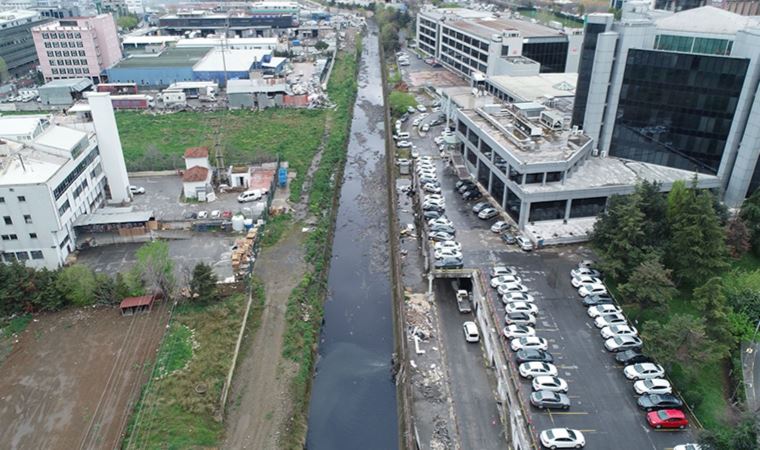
[184,146,210,170]
[120,294,156,316]
[38,78,94,107]
[183,165,213,200]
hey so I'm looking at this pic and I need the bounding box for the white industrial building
[0,93,132,268]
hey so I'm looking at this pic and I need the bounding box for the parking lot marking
[540,411,589,415]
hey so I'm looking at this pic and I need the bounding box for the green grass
[116,109,326,201]
[261,213,293,247]
[123,294,254,449]
[1,314,32,339]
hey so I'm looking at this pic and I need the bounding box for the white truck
[160,90,187,107]
[456,290,472,313]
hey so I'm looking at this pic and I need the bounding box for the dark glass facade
[654,0,706,12]
[522,41,569,73]
[571,22,608,127]
[529,200,566,222]
[569,197,607,218]
[609,49,749,175]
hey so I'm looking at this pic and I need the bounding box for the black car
[458,183,476,193]
[530,390,571,410]
[615,349,652,365]
[423,210,443,220]
[455,180,475,190]
[501,233,516,245]
[637,393,684,411]
[183,211,197,220]
[462,190,482,200]
[516,349,553,364]
[582,293,615,307]
[400,112,410,122]
[434,256,463,270]
[422,203,445,212]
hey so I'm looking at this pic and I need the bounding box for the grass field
[123,293,261,449]
[116,109,326,200]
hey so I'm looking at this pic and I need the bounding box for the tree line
[591,179,760,447]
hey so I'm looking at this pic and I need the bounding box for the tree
[666,186,728,287]
[642,314,728,375]
[132,241,175,297]
[189,263,219,304]
[693,278,738,348]
[725,216,751,258]
[699,413,759,450]
[635,180,668,247]
[618,257,676,311]
[388,91,416,117]
[740,189,760,255]
[117,15,138,30]
[55,265,97,307]
[314,40,329,51]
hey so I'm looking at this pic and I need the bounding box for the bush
[388,91,416,117]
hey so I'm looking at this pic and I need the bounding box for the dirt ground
[222,223,307,449]
[0,305,167,450]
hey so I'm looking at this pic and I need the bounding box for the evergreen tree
[725,216,751,258]
[189,263,219,304]
[693,277,738,348]
[739,189,760,255]
[618,256,676,311]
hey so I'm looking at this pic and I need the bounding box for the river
[305,26,399,450]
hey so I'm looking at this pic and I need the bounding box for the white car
[423,198,445,207]
[491,221,510,233]
[463,321,479,343]
[490,266,517,277]
[497,282,528,295]
[421,123,430,132]
[571,275,603,288]
[579,283,607,297]
[516,236,533,252]
[394,131,410,140]
[434,248,463,260]
[434,240,461,252]
[570,267,601,279]
[674,445,701,450]
[478,208,499,220]
[423,184,441,193]
[397,140,413,148]
[600,324,638,339]
[197,211,208,219]
[210,210,221,219]
[417,104,427,112]
[129,185,145,195]
[604,335,643,352]
[518,362,557,379]
[510,336,547,352]
[502,324,535,339]
[490,275,522,288]
[238,190,263,203]
[634,378,672,395]
[587,304,621,318]
[532,376,568,393]
[624,363,665,380]
[502,292,535,304]
[594,313,627,329]
[505,301,538,315]
[434,136,444,145]
[428,217,453,227]
[539,428,585,449]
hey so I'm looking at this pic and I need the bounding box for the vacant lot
[0,306,167,450]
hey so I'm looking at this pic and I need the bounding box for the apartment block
[31,13,122,83]
[416,7,583,80]
[0,9,50,76]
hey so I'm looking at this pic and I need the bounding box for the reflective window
[529,200,566,222]
[509,167,522,184]
[569,197,607,218]
[546,171,562,183]
[478,160,490,187]
[466,147,478,166]
[609,49,748,175]
[571,23,608,127]
[490,176,504,204]
[505,187,521,223]
[525,173,544,184]
[522,41,569,73]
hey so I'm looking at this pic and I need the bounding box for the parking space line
[541,411,589,415]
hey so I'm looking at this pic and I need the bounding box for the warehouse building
[227,78,290,109]
[159,10,297,37]
[191,48,277,86]
[38,77,93,106]
[106,47,210,87]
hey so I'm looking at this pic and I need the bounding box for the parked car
[673,445,701,450]
[647,409,688,429]
[238,190,262,203]
[505,311,536,326]
[417,104,427,112]
[518,362,557,379]
[394,131,411,140]
[579,283,607,297]
[530,391,570,410]
[429,224,455,235]
[539,428,585,449]
[516,348,553,364]
[615,350,652,366]
[600,324,638,339]
[222,210,232,219]
[490,265,517,277]
[503,324,535,339]
[210,210,221,219]
[490,275,522,287]
[510,336,547,352]
[472,202,490,213]
[532,376,569,393]
[434,248,463,260]
[407,106,416,114]
[423,209,443,220]
[604,335,643,352]
[505,301,538,316]
[578,259,596,269]
[582,293,615,307]
[624,363,665,380]
[423,183,441,193]
[462,321,479,343]
[587,304,622,318]
[516,236,533,252]
[434,240,461,252]
[429,231,455,242]
[462,190,482,200]
[634,378,673,395]
[397,140,413,148]
[570,267,601,279]
[594,313,628,329]
[422,202,445,212]
[456,180,475,190]
[502,292,535,304]
[478,208,498,220]
[434,256,463,269]
[183,211,197,220]
[129,185,145,195]
[571,275,603,289]
[421,123,430,132]
[491,221,511,233]
[458,183,477,194]
[197,211,209,219]
[637,393,684,411]
[497,282,528,295]
[501,233,517,245]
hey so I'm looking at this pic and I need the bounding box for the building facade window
[529,200,567,222]
[31,250,44,260]
[569,196,607,218]
[30,233,37,239]
[571,22,608,127]
[17,195,25,202]
[3,216,11,225]
[522,41,569,73]
[24,214,32,224]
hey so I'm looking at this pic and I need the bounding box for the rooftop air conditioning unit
[491,33,502,42]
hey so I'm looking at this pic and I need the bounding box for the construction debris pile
[231,224,260,280]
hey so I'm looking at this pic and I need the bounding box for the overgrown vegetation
[279,35,362,449]
[122,294,249,449]
[261,213,293,247]
[375,4,413,54]
[389,91,416,117]
[116,109,326,201]
[591,179,760,444]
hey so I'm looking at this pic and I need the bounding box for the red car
[222,210,233,219]
[647,409,688,429]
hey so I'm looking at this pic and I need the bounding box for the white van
[394,131,410,140]
[237,190,262,203]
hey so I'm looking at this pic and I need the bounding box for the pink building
[31,14,122,84]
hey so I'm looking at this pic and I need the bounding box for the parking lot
[401,99,697,449]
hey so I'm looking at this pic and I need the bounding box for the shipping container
[97,83,138,95]
[110,94,155,110]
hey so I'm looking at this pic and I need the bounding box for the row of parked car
[488,265,586,449]
[571,262,693,432]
